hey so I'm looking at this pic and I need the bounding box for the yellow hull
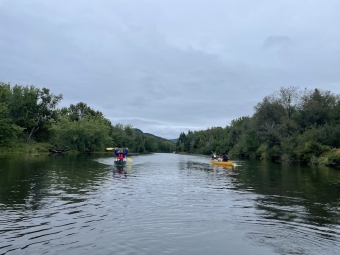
[210,160,233,166]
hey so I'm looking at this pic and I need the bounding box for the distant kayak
[210,160,233,166]
[114,160,127,167]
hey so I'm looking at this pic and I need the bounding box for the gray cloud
[1,0,340,139]
[263,36,290,49]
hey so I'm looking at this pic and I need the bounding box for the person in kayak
[222,154,230,162]
[217,153,230,162]
[114,148,129,161]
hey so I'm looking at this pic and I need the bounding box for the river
[0,153,340,255]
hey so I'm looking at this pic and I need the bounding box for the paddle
[126,157,132,162]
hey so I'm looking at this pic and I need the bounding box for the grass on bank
[0,142,52,154]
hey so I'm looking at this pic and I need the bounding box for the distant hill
[144,133,169,141]
[133,128,176,143]
[133,128,144,134]
[169,138,178,144]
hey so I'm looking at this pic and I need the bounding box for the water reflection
[113,165,132,178]
[0,154,108,210]
[211,165,234,173]
[227,160,340,254]
[232,160,340,226]
[0,154,50,210]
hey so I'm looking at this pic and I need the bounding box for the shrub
[297,141,330,162]
[268,145,282,161]
[255,144,267,159]
[327,149,340,166]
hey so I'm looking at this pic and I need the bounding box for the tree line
[0,82,176,153]
[175,87,340,166]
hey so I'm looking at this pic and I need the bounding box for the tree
[63,102,101,121]
[0,102,23,145]
[277,86,299,120]
[298,88,337,128]
[135,134,146,153]
[27,88,63,141]
[0,83,23,145]
[50,115,112,152]
[8,85,39,133]
[6,85,62,141]
[145,136,158,152]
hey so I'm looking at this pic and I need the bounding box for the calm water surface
[0,153,340,255]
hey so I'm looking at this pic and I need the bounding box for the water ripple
[0,154,340,255]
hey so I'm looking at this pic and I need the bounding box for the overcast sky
[1,0,340,139]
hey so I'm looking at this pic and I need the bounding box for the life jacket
[117,153,124,160]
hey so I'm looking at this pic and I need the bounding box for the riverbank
[0,142,153,155]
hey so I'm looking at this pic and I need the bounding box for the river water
[0,153,340,255]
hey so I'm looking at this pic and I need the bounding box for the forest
[0,82,176,154]
[175,86,340,167]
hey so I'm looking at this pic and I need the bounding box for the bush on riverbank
[324,149,340,167]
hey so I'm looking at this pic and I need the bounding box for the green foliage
[60,102,103,121]
[326,149,340,166]
[0,83,25,144]
[255,144,268,160]
[175,86,340,165]
[229,130,259,158]
[296,141,330,163]
[0,102,24,145]
[0,141,51,154]
[145,136,158,152]
[1,83,62,142]
[50,115,112,152]
[268,145,282,161]
[134,135,146,153]
[279,136,298,161]
[298,88,337,128]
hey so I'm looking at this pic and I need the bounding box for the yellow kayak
[210,160,233,166]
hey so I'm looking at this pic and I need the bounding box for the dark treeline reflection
[182,159,340,227]
[233,161,340,226]
[0,154,110,210]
